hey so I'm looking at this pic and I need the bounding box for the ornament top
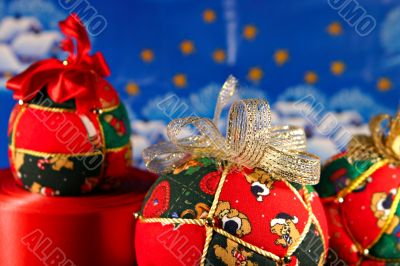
[6,14,111,113]
[347,111,400,165]
[143,76,320,185]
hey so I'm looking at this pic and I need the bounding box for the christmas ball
[317,154,400,266]
[135,157,328,265]
[135,76,328,265]
[6,15,132,196]
[316,113,400,265]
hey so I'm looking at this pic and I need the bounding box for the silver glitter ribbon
[142,75,320,185]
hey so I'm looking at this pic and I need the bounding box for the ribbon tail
[142,142,189,173]
[6,59,63,101]
[59,14,91,61]
[259,147,320,185]
[213,75,238,124]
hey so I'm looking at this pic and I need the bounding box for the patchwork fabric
[142,157,220,219]
[135,222,206,266]
[206,232,277,266]
[11,152,103,196]
[138,158,328,265]
[7,85,131,196]
[99,103,131,149]
[318,154,400,265]
[316,155,373,198]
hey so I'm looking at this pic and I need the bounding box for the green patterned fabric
[370,206,400,260]
[293,224,324,266]
[99,103,131,149]
[28,88,76,109]
[18,152,103,196]
[316,157,373,198]
[206,232,277,266]
[141,157,219,219]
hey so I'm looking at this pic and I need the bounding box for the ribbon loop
[143,76,321,185]
[348,111,400,164]
[6,14,110,113]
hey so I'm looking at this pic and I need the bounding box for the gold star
[173,73,187,88]
[203,9,216,23]
[327,22,343,36]
[274,49,289,66]
[377,77,392,91]
[180,40,195,55]
[125,82,140,96]
[330,61,346,76]
[243,25,258,40]
[304,71,318,84]
[213,49,226,63]
[140,49,154,63]
[247,67,263,82]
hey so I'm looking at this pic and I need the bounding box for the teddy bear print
[270,213,301,248]
[245,168,275,202]
[214,238,258,266]
[172,160,203,175]
[13,151,25,178]
[215,201,251,237]
[37,156,74,171]
[371,189,400,249]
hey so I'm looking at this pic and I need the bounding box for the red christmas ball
[135,157,329,265]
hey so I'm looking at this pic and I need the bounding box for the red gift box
[0,167,156,266]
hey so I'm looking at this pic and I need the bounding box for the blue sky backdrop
[0,0,399,167]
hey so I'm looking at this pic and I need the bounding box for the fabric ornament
[7,14,131,196]
[316,112,400,265]
[135,76,328,266]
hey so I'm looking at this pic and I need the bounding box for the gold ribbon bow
[143,76,320,185]
[347,112,400,165]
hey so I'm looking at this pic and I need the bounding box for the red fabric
[105,146,132,178]
[0,167,156,266]
[135,222,206,266]
[310,191,330,251]
[12,106,101,153]
[6,15,111,113]
[325,201,360,265]
[217,169,314,260]
[323,163,400,265]
[341,164,400,248]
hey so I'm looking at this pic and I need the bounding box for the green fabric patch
[206,232,276,266]
[28,87,76,109]
[370,233,400,260]
[316,157,372,198]
[18,152,103,196]
[293,223,324,266]
[141,157,219,219]
[100,103,131,149]
[370,207,400,260]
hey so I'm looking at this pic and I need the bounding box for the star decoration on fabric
[140,49,154,63]
[180,40,195,55]
[330,61,346,76]
[243,25,258,40]
[173,73,187,88]
[274,49,289,66]
[203,9,216,23]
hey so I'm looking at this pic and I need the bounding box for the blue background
[0,0,400,168]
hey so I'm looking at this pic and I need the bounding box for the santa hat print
[270,212,298,227]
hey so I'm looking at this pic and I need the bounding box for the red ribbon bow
[6,14,111,113]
